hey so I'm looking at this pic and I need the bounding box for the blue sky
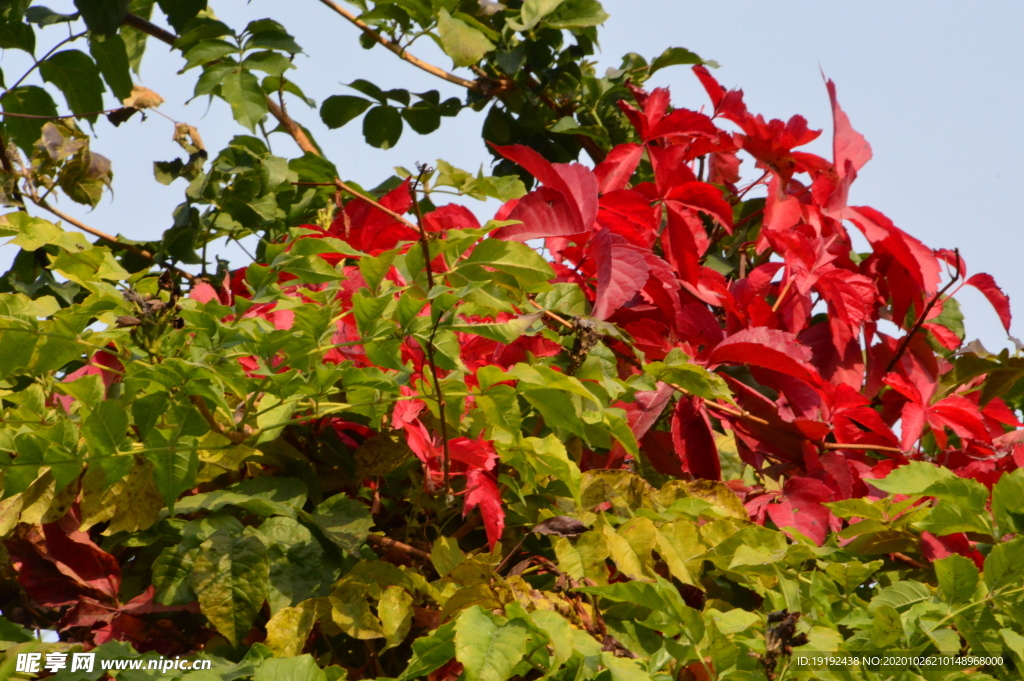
[3,0,1022,349]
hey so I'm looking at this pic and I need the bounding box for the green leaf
[255,656,327,681]
[310,493,374,552]
[544,0,609,29]
[25,6,78,25]
[649,47,710,75]
[869,580,934,611]
[993,468,1024,535]
[513,0,564,31]
[244,19,302,54]
[983,536,1024,590]
[155,0,204,32]
[220,67,268,132]
[436,8,494,68]
[89,34,133,101]
[460,238,555,287]
[74,0,130,37]
[398,622,456,681]
[320,94,372,129]
[935,554,980,604]
[82,398,130,462]
[649,363,731,402]
[144,424,202,511]
[0,20,34,53]
[191,528,270,647]
[600,653,652,681]
[39,49,106,122]
[454,606,529,681]
[2,86,58,153]
[241,50,294,77]
[451,313,541,344]
[402,100,441,135]
[362,105,403,149]
[173,477,307,518]
[871,460,956,495]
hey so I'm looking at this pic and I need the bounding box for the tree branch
[366,534,431,560]
[31,196,196,281]
[313,0,480,91]
[123,13,323,157]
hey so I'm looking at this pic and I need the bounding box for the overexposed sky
[2,0,1021,349]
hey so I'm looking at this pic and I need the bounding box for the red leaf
[966,273,1012,333]
[671,396,721,480]
[493,186,584,241]
[423,204,481,232]
[766,477,834,545]
[646,108,719,143]
[595,143,643,193]
[709,327,821,386]
[449,436,499,472]
[490,144,598,231]
[607,383,675,470]
[661,205,702,285]
[331,179,417,255]
[464,469,504,551]
[597,190,659,248]
[664,182,734,232]
[920,531,985,570]
[189,281,220,304]
[825,77,872,178]
[6,511,122,609]
[589,229,651,320]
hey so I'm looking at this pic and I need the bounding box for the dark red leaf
[671,395,720,480]
[589,228,651,320]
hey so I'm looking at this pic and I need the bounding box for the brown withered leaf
[122,85,164,109]
[532,515,589,537]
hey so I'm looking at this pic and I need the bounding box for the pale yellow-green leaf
[266,597,331,657]
[379,585,413,652]
[330,583,384,639]
[80,456,164,534]
[454,606,528,681]
[437,9,495,68]
[431,535,465,577]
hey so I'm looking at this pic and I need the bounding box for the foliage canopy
[0,1,1023,680]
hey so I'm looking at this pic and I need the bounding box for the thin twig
[7,31,88,93]
[365,534,430,560]
[333,179,420,230]
[880,248,962,379]
[822,442,903,454]
[313,0,479,91]
[0,108,123,120]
